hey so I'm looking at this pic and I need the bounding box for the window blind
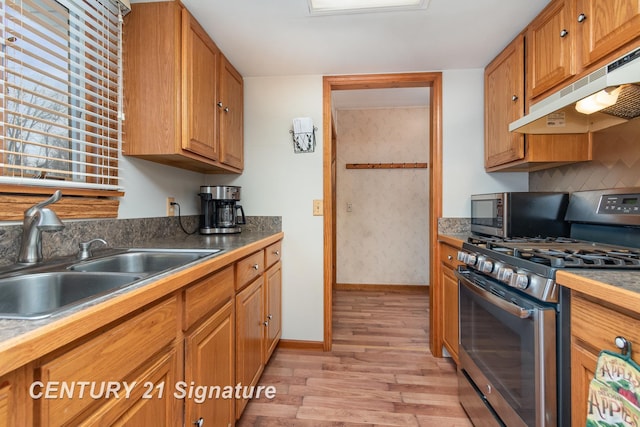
[0,0,129,191]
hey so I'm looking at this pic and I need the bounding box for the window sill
[0,186,123,221]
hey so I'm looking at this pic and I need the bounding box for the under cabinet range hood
[509,47,640,134]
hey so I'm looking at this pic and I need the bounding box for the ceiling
[147,0,552,107]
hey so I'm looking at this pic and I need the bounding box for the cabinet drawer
[184,265,234,330]
[265,241,282,268]
[440,243,461,269]
[37,297,178,427]
[236,250,264,291]
[571,292,640,362]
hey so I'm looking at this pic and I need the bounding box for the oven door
[455,268,556,427]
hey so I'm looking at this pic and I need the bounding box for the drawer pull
[274,250,280,256]
[252,264,259,270]
[447,255,453,260]
[615,336,631,356]
[194,417,204,427]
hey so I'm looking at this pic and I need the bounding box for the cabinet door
[570,341,598,427]
[0,367,31,427]
[484,35,525,168]
[185,301,234,427]
[218,55,244,170]
[578,0,640,67]
[235,276,265,418]
[80,349,180,427]
[37,297,177,427]
[441,266,459,364]
[527,0,576,99]
[181,8,220,160]
[264,261,282,362]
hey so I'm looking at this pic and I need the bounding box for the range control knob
[478,260,493,273]
[457,251,466,262]
[465,254,477,266]
[497,267,514,283]
[512,273,529,290]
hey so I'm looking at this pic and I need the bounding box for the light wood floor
[237,289,473,426]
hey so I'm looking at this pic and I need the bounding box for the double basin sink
[0,248,223,320]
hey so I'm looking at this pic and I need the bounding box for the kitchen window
[0,0,129,220]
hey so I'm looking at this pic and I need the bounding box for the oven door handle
[455,270,533,319]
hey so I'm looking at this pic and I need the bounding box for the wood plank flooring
[237,289,473,426]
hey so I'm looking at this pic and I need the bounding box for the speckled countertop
[0,230,283,371]
[557,269,640,315]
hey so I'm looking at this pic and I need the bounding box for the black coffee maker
[199,186,246,234]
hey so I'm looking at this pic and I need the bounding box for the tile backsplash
[0,216,281,266]
[530,119,640,191]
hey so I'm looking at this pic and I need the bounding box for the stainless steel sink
[0,272,142,319]
[69,249,221,274]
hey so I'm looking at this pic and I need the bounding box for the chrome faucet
[18,190,65,264]
[77,238,108,260]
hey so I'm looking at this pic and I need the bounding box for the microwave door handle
[455,270,532,319]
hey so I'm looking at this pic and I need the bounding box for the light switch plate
[313,199,323,216]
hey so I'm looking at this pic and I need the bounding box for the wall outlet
[346,202,352,212]
[167,197,175,216]
[313,199,323,216]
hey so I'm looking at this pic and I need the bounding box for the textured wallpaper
[336,107,430,286]
[530,119,640,191]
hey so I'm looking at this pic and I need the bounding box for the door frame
[322,72,443,354]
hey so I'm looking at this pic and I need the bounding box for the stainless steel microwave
[470,192,570,238]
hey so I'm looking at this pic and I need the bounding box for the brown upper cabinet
[485,36,526,168]
[577,0,640,68]
[485,0,640,172]
[527,0,576,100]
[123,2,244,173]
[528,0,640,103]
[484,35,591,172]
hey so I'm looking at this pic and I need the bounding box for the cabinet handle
[577,13,586,23]
[447,255,453,260]
[274,250,280,256]
[224,107,229,113]
[263,320,269,326]
[560,29,568,38]
[252,264,259,270]
[268,314,273,320]
[217,101,223,108]
[194,418,204,427]
[511,95,518,102]
[615,336,631,356]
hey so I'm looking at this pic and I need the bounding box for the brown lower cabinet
[570,291,640,426]
[439,241,462,364]
[0,237,283,427]
[235,242,282,419]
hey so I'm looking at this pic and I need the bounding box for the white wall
[336,107,429,286]
[204,75,325,342]
[118,156,205,218]
[442,69,528,217]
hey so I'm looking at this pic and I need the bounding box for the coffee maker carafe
[199,186,246,234]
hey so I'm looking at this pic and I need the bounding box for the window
[0,0,129,192]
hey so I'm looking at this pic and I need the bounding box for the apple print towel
[586,349,640,426]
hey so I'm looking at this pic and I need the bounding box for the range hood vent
[509,48,640,134]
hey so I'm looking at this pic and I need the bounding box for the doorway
[322,73,443,353]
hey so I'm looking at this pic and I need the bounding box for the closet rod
[345,162,428,170]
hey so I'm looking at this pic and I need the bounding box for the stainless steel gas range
[456,188,640,427]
